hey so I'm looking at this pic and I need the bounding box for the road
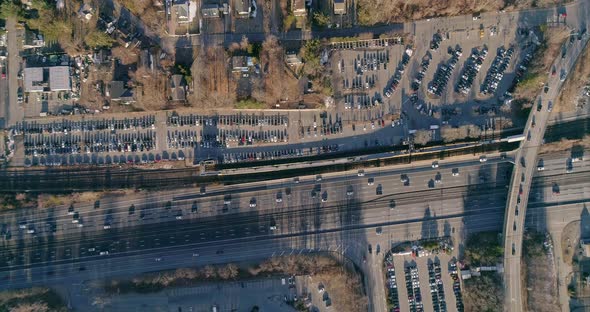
[0,150,588,311]
[502,0,590,310]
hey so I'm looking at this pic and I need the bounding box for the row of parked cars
[387,263,401,312]
[405,265,424,312]
[343,94,383,110]
[385,47,413,98]
[411,55,431,91]
[23,130,157,156]
[428,47,462,96]
[428,261,447,312]
[168,113,289,128]
[14,116,157,135]
[456,46,488,95]
[449,261,464,312]
[481,45,514,95]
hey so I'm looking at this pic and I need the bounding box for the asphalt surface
[0,151,588,312]
[502,0,590,309]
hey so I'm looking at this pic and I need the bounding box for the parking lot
[385,252,461,312]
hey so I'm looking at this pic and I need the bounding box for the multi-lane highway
[0,150,589,311]
[503,0,590,309]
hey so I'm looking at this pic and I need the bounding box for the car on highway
[155,257,162,262]
[293,177,300,184]
[368,177,374,186]
[560,70,567,81]
[400,174,409,183]
[434,173,442,184]
[321,191,328,202]
[357,170,365,177]
[191,201,198,213]
[200,185,206,195]
[346,186,354,196]
[72,212,80,223]
[537,159,544,171]
[376,184,383,195]
[99,251,109,256]
[224,195,232,205]
[276,192,283,203]
[376,227,382,235]
[315,175,322,182]
[452,168,459,176]
[68,205,75,215]
[250,198,257,208]
[432,161,439,168]
[389,199,396,209]
[368,244,372,254]
[547,101,553,112]
[479,155,487,162]
[566,160,574,173]
[552,183,560,195]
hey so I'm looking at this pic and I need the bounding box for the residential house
[77,3,94,21]
[173,0,190,23]
[170,75,187,101]
[333,0,346,15]
[231,56,252,72]
[285,52,302,66]
[23,29,45,49]
[233,0,252,18]
[201,4,220,18]
[106,81,135,104]
[291,0,306,17]
[24,66,71,93]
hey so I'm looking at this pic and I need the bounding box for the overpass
[502,1,590,310]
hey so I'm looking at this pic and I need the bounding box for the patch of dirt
[357,0,566,25]
[515,26,570,101]
[252,36,301,106]
[561,220,581,266]
[555,39,590,113]
[189,47,236,109]
[539,135,590,154]
[522,231,561,312]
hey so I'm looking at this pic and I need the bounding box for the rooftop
[170,75,187,101]
[24,66,71,92]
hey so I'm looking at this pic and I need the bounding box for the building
[106,81,135,104]
[333,0,346,15]
[77,3,94,21]
[285,52,302,66]
[233,0,251,18]
[291,0,306,16]
[23,29,45,49]
[201,4,220,18]
[231,56,252,72]
[173,0,190,23]
[24,66,71,93]
[170,75,187,101]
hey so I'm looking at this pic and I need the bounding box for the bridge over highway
[503,0,590,310]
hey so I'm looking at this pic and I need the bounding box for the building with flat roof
[201,3,220,18]
[333,0,346,15]
[173,0,190,23]
[24,66,71,93]
[291,0,306,16]
[233,0,251,17]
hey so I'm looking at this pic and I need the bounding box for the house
[170,75,187,101]
[23,29,45,49]
[201,4,220,18]
[291,0,306,17]
[285,52,302,66]
[333,0,346,15]
[233,0,251,18]
[231,56,252,72]
[24,66,71,93]
[173,0,190,23]
[106,81,135,104]
[77,3,94,21]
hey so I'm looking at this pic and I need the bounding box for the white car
[432,161,439,168]
[452,168,459,176]
[269,225,277,231]
[103,224,111,230]
[99,251,109,256]
[479,156,487,162]
[357,170,365,177]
